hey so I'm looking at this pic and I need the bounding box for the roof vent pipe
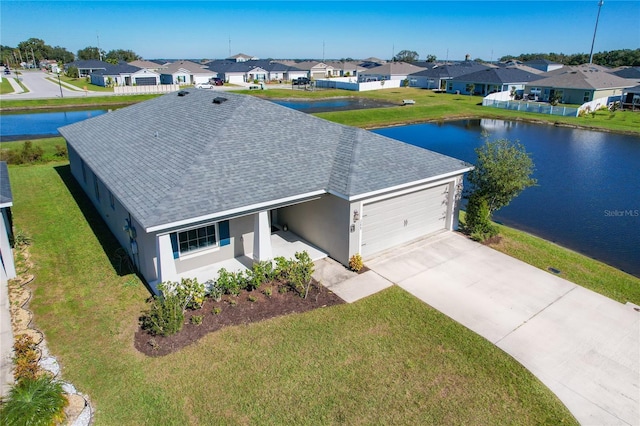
[213,97,228,104]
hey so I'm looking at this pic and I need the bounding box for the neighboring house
[64,60,109,77]
[619,85,640,110]
[359,62,427,82]
[524,64,633,104]
[128,60,166,72]
[523,59,564,73]
[227,53,258,62]
[324,61,366,78]
[90,63,160,87]
[59,92,472,294]
[448,67,543,95]
[159,60,216,85]
[610,66,640,84]
[207,60,306,83]
[280,61,334,79]
[409,61,491,90]
[0,162,16,282]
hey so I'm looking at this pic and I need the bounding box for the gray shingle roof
[451,67,543,84]
[0,162,13,207]
[59,92,470,231]
[531,65,633,90]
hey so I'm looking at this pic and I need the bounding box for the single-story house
[1,161,16,282]
[159,60,216,85]
[128,60,166,72]
[523,59,564,73]
[90,63,160,87]
[408,61,491,90]
[524,64,633,104]
[207,60,306,83]
[359,62,427,82]
[280,61,334,80]
[447,67,543,95]
[59,91,472,294]
[227,53,259,63]
[620,85,640,110]
[610,66,640,84]
[324,61,366,78]
[64,60,109,77]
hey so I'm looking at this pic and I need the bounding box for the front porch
[179,230,328,284]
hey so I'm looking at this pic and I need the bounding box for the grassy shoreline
[2,88,639,135]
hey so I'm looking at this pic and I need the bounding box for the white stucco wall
[277,195,351,265]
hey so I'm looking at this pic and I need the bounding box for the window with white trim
[178,224,217,254]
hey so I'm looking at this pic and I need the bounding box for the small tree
[465,138,537,238]
[466,83,475,95]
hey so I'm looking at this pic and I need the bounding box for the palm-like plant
[0,376,68,426]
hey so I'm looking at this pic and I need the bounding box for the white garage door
[361,185,449,257]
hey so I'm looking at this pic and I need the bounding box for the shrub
[248,295,257,303]
[204,279,223,302]
[349,253,364,272]
[464,193,498,242]
[289,251,314,298]
[190,315,203,325]
[140,294,184,336]
[2,141,44,165]
[160,278,205,310]
[0,376,68,426]
[216,268,241,296]
[263,287,272,298]
[53,144,68,158]
[212,307,221,315]
[12,335,40,382]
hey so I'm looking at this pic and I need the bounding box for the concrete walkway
[365,232,639,426]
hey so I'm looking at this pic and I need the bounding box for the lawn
[7,162,577,425]
[1,77,14,95]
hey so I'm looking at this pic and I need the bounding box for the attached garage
[360,184,450,257]
[135,77,157,86]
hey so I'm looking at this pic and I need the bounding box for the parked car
[293,77,310,85]
[195,83,213,89]
[212,78,223,86]
[3,68,10,75]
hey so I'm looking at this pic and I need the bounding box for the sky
[1,1,639,62]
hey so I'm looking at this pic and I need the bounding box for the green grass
[0,137,67,162]
[8,162,577,425]
[0,94,160,110]
[55,74,114,92]
[1,77,14,94]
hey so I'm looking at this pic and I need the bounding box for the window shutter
[170,233,179,259]
[219,220,230,246]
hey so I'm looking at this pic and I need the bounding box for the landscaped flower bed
[134,252,344,357]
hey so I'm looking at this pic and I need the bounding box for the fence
[314,78,402,92]
[114,84,180,95]
[483,91,578,117]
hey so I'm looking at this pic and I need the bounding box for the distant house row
[63,53,640,105]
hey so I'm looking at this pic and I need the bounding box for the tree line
[499,49,640,68]
[1,37,141,67]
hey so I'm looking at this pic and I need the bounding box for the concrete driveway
[366,231,639,426]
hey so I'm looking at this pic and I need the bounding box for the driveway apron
[367,232,639,426]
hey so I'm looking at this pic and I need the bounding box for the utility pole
[97,33,102,61]
[589,0,604,64]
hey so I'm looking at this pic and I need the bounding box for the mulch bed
[134,281,344,357]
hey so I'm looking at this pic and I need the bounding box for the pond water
[374,119,640,278]
[270,98,395,113]
[0,109,108,141]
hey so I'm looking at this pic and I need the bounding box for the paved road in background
[1,69,290,101]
